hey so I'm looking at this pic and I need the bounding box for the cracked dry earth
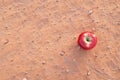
[0,0,120,80]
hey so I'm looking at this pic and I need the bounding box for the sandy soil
[0,0,120,80]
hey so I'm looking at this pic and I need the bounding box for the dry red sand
[0,0,120,80]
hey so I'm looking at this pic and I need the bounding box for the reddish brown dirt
[0,0,120,80]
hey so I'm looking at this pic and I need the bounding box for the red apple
[78,31,97,50]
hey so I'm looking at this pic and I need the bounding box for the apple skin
[78,31,97,50]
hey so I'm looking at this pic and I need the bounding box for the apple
[78,31,97,50]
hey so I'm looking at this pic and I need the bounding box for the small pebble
[42,60,46,65]
[73,59,76,62]
[24,72,28,75]
[117,22,120,25]
[56,0,59,2]
[23,78,27,80]
[60,53,64,56]
[92,27,96,31]
[106,46,111,49]
[62,66,65,69]
[94,54,98,58]
[87,71,91,76]
[73,36,77,39]
[88,10,93,14]
[3,39,9,45]
[46,47,49,50]
[60,51,65,56]
[66,69,70,73]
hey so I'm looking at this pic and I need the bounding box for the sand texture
[0,0,120,80]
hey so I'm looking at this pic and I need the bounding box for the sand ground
[0,0,120,80]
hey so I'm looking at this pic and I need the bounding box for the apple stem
[86,37,91,42]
